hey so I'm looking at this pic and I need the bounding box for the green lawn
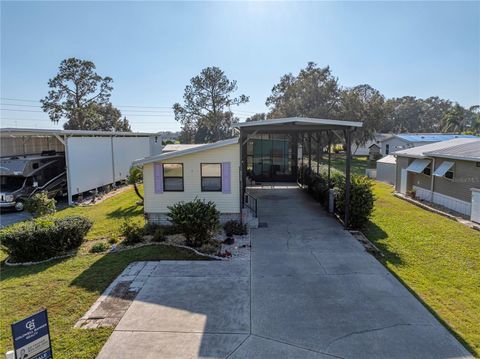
[0,185,208,357]
[366,182,480,356]
[327,153,369,176]
[55,185,145,240]
[0,246,205,357]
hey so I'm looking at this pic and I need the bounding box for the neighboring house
[133,138,241,224]
[351,133,392,156]
[394,138,480,223]
[382,133,477,155]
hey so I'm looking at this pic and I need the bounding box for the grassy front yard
[55,185,145,240]
[366,182,480,356]
[0,185,208,357]
[0,246,205,357]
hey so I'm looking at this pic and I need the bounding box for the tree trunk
[133,183,144,201]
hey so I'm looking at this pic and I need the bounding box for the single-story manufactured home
[394,138,480,223]
[134,117,363,227]
[382,133,477,155]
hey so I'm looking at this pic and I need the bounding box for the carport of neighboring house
[236,117,363,228]
[0,128,160,206]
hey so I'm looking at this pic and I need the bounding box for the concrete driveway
[97,186,472,359]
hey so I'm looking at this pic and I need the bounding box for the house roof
[425,140,480,161]
[0,128,155,137]
[393,133,477,143]
[133,137,239,166]
[368,143,380,149]
[162,144,203,152]
[236,117,362,129]
[393,138,480,160]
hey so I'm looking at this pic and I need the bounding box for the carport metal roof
[0,128,156,137]
[236,117,362,132]
[237,117,363,229]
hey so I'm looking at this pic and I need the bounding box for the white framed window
[201,163,222,192]
[163,163,184,191]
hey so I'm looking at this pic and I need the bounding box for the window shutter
[154,163,163,194]
[222,162,231,194]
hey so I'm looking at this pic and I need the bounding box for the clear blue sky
[1,1,479,132]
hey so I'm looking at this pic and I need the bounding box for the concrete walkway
[97,186,472,359]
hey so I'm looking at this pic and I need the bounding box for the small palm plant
[128,166,144,203]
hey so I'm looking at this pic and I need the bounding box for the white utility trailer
[0,128,162,204]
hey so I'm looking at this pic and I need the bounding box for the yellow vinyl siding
[143,143,240,214]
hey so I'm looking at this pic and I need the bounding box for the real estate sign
[11,309,53,359]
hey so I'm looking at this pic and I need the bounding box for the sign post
[11,309,53,359]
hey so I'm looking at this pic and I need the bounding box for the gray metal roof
[0,128,156,137]
[134,137,239,166]
[236,117,362,129]
[425,140,480,161]
[393,138,480,160]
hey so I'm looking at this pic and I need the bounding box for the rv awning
[433,161,454,177]
[406,159,431,173]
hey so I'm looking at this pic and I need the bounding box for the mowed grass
[54,185,145,240]
[327,154,369,176]
[0,185,208,357]
[0,246,206,357]
[366,182,480,356]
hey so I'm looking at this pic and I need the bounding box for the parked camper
[0,151,66,211]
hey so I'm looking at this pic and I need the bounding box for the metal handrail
[244,192,258,218]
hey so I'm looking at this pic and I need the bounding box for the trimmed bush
[0,215,92,262]
[120,220,144,245]
[167,199,220,247]
[90,242,109,253]
[25,191,56,217]
[223,220,247,236]
[335,175,375,229]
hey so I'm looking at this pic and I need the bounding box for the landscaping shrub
[0,215,92,262]
[144,222,180,236]
[90,242,109,253]
[152,228,166,242]
[25,191,56,217]
[167,199,220,247]
[335,175,375,229]
[120,220,144,245]
[223,220,247,236]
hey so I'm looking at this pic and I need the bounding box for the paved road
[97,186,472,359]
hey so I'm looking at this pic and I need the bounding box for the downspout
[430,157,435,202]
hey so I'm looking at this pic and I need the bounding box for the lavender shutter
[222,162,231,194]
[154,163,163,194]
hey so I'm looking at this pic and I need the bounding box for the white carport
[376,155,396,185]
[0,128,162,204]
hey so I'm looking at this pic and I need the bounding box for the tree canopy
[173,67,249,143]
[266,63,479,142]
[41,58,131,131]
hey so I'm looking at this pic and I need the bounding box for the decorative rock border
[4,252,76,267]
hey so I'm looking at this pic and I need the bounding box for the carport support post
[344,128,352,229]
[308,133,312,173]
[327,131,332,187]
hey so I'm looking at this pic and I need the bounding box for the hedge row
[299,165,375,229]
[0,216,92,263]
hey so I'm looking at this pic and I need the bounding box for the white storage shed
[376,155,397,185]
